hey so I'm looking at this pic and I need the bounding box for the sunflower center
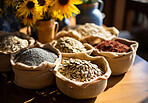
[38,0,45,6]
[27,13,33,19]
[59,0,69,5]
[27,1,35,9]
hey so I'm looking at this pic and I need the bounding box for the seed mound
[15,48,58,66]
[52,37,86,53]
[0,34,28,53]
[94,40,131,53]
[75,23,116,38]
[58,58,104,82]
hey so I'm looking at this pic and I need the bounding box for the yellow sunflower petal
[70,0,83,5]
[38,0,51,13]
[16,0,42,18]
[49,0,82,20]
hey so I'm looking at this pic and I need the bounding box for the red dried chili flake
[94,40,131,53]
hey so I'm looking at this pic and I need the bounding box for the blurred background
[103,0,148,61]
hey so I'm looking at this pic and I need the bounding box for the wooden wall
[103,0,126,30]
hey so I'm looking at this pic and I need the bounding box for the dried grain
[52,37,86,53]
[58,58,104,82]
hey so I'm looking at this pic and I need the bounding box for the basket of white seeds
[0,31,35,72]
[54,53,111,99]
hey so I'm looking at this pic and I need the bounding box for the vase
[0,6,20,32]
[0,17,11,32]
[76,0,104,26]
[37,19,59,43]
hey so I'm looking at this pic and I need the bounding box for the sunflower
[49,0,83,20]
[16,0,42,18]
[37,0,50,13]
[22,12,42,27]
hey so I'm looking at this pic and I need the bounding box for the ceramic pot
[37,19,59,43]
[76,0,104,26]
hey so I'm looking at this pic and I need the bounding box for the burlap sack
[51,31,93,55]
[0,31,35,72]
[54,53,111,99]
[54,30,81,40]
[62,24,119,40]
[86,37,139,75]
[10,43,61,89]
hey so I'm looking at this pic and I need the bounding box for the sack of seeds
[0,31,35,72]
[55,30,81,40]
[54,53,111,99]
[63,23,119,40]
[10,43,61,89]
[90,37,138,75]
[51,36,93,55]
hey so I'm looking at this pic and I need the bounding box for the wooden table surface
[0,55,148,103]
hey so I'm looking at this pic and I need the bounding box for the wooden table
[0,55,148,103]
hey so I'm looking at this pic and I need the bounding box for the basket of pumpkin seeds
[0,31,35,72]
[51,31,93,55]
[10,43,61,89]
[54,53,111,99]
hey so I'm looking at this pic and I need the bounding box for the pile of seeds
[52,37,86,53]
[0,35,28,53]
[58,58,105,82]
[76,23,116,38]
[15,48,58,66]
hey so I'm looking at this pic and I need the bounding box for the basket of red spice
[91,37,138,75]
